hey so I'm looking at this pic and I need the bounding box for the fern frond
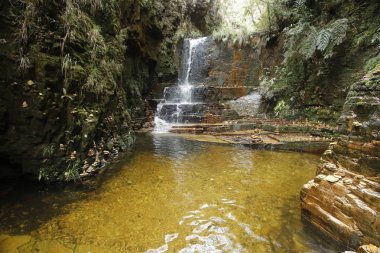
[301,26,318,59]
[322,18,348,58]
[328,18,348,45]
[284,22,318,62]
[371,28,380,45]
[316,29,331,51]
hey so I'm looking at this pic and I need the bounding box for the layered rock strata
[301,66,380,248]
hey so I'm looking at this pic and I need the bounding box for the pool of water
[0,134,343,253]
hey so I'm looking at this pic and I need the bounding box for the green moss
[364,54,380,72]
[301,107,340,125]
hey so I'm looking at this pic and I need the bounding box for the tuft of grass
[64,159,81,181]
[60,0,127,96]
[42,143,56,158]
[62,53,73,84]
[19,56,30,72]
[75,0,104,13]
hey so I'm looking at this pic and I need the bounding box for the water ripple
[145,199,267,253]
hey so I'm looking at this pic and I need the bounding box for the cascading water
[154,37,209,132]
[227,91,264,117]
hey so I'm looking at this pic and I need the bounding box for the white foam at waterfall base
[153,116,173,133]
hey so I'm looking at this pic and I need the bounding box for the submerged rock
[357,244,379,253]
[325,175,340,183]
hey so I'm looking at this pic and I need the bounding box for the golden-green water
[0,134,341,253]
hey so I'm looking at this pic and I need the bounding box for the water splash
[153,116,173,133]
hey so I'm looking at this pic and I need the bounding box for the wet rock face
[202,36,283,118]
[205,35,283,93]
[301,66,380,248]
[161,36,265,101]
[153,35,283,122]
[206,42,254,98]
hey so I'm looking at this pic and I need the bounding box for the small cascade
[227,91,264,118]
[154,37,209,132]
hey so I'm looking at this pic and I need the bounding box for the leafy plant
[62,53,73,85]
[88,25,106,61]
[61,0,94,47]
[283,22,317,61]
[59,0,126,97]
[364,53,380,72]
[38,165,59,181]
[13,1,37,73]
[284,19,348,62]
[75,0,103,13]
[317,19,349,58]
[64,159,81,181]
[138,0,152,9]
[274,100,291,118]
[18,2,36,47]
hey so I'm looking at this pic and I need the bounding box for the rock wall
[300,65,380,248]
[204,35,283,101]
[0,0,219,181]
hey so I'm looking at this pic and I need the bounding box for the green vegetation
[283,18,348,62]
[249,0,380,123]
[274,100,291,118]
[212,0,265,44]
[60,0,126,96]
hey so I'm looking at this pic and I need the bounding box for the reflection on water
[0,134,342,252]
[152,134,206,162]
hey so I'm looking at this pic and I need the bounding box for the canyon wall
[0,0,219,180]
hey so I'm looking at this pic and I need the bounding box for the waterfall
[154,37,208,132]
